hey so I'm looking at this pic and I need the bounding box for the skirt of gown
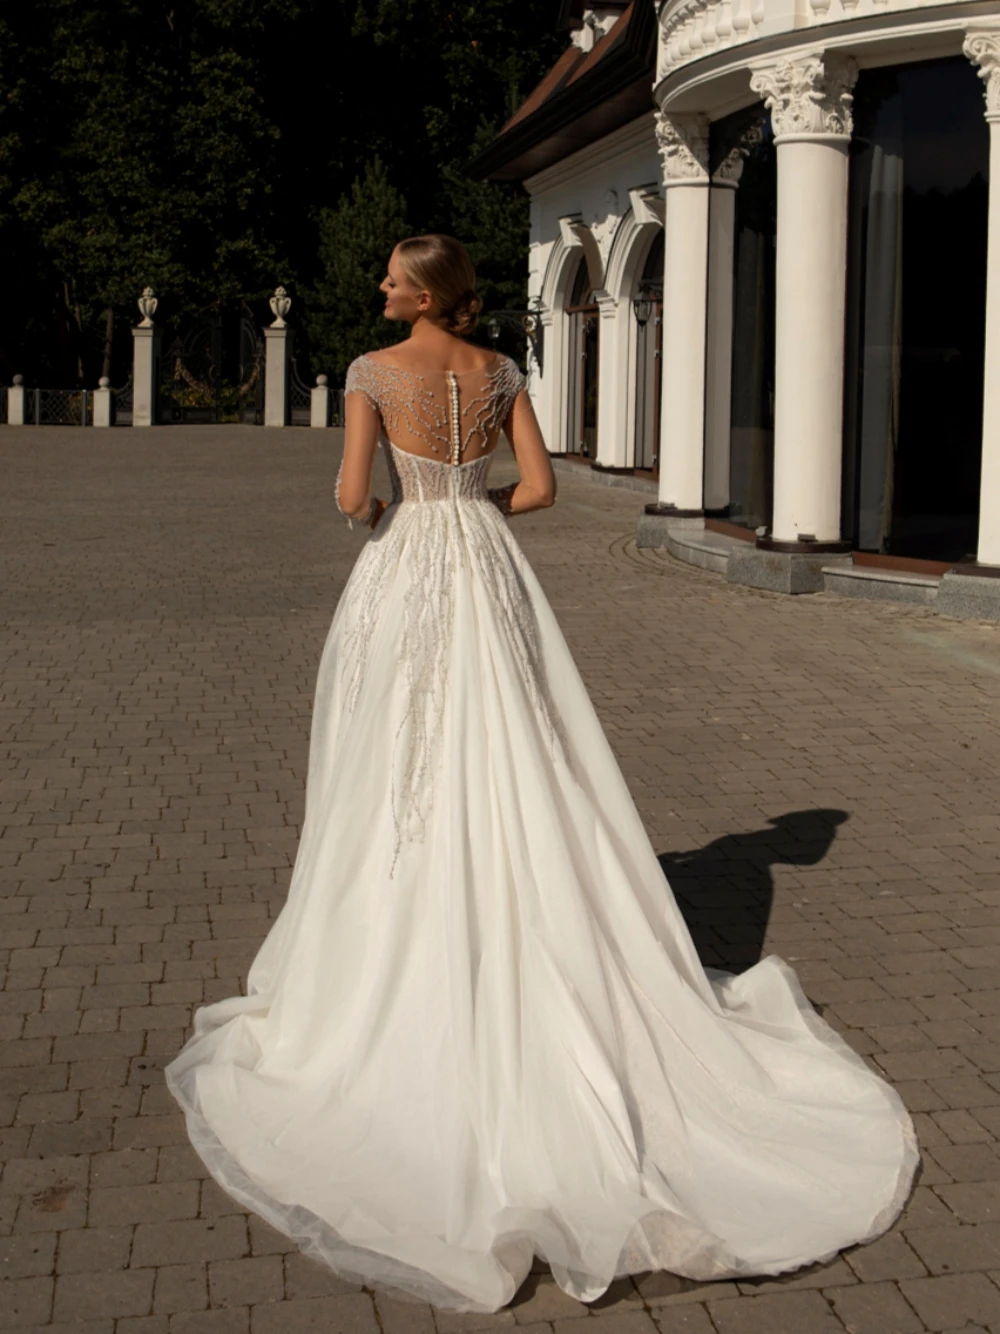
[164,487,919,1314]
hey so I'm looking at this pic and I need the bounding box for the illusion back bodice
[345,352,525,506]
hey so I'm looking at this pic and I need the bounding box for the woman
[165,234,918,1314]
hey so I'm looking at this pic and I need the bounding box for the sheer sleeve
[337,357,382,529]
[344,356,381,413]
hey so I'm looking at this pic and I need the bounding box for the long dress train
[164,352,918,1314]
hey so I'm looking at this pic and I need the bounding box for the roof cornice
[466,0,657,183]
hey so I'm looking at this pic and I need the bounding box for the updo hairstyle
[395,234,483,336]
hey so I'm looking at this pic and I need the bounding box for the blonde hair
[395,234,483,336]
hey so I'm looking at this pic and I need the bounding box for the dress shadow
[656,808,850,974]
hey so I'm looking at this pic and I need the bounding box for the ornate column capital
[964,26,1000,123]
[655,111,710,186]
[749,51,858,142]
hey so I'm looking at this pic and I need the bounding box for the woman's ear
[416,289,433,313]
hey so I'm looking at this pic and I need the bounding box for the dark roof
[467,0,656,184]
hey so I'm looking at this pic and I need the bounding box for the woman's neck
[405,315,459,349]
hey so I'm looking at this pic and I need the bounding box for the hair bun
[447,289,482,337]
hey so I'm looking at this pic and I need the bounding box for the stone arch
[597,194,665,468]
[538,231,592,454]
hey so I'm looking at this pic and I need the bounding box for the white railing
[658,0,976,80]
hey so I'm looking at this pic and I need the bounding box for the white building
[470,0,1000,619]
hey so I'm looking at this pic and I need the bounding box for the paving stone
[650,1308,716,1334]
[906,1221,1000,1273]
[0,1231,56,1278]
[845,1232,927,1282]
[936,1182,1000,1223]
[281,1251,360,1299]
[249,1292,380,1334]
[0,1274,53,1325]
[132,1217,249,1267]
[88,1181,199,1226]
[56,1224,132,1273]
[707,1289,845,1332]
[371,1293,436,1334]
[51,1267,154,1320]
[825,1280,923,1334]
[153,1263,208,1315]
[899,1272,1000,1329]
[170,1313,249,1334]
[208,1256,283,1308]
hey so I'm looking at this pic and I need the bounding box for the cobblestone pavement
[3,425,1000,1334]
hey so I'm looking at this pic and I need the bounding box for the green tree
[308,158,409,377]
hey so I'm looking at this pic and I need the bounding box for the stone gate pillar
[7,375,25,426]
[264,287,291,428]
[131,288,160,427]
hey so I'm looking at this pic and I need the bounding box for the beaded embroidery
[335,353,566,879]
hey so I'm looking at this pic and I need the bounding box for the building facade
[472,0,1000,619]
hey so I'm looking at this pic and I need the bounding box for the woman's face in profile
[380,248,431,324]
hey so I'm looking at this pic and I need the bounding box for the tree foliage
[0,1,563,384]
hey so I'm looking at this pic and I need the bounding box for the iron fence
[114,377,134,426]
[289,356,312,426]
[30,389,92,425]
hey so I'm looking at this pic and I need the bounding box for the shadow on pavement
[658,808,849,973]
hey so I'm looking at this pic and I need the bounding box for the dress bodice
[382,439,495,504]
[343,351,524,508]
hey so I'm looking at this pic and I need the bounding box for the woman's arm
[489,389,557,517]
[337,390,387,530]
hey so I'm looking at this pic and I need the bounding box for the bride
[165,233,918,1314]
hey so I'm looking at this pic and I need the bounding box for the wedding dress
[164,351,918,1314]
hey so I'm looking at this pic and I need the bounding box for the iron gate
[158,303,264,424]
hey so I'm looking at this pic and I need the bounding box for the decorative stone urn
[269,287,292,329]
[137,287,158,328]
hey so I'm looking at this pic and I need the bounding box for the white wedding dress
[165,351,918,1314]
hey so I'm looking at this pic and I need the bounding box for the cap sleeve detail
[345,355,380,413]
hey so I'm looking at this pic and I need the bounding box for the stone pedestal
[264,327,290,428]
[7,377,25,426]
[748,53,857,549]
[728,546,851,595]
[653,112,711,516]
[93,377,112,428]
[937,568,1000,622]
[311,375,331,428]
[131,326,160,427]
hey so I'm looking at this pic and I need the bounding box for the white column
[965,27,1000,566]
[594,290,624,467]
[93,376,112,428]
[750,53,858,544]
[653,112,710,513]
[7,376,25,426]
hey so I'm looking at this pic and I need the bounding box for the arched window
[564,258,599,457]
